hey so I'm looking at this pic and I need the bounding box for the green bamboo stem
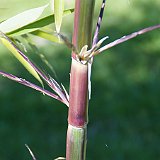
[72,0,95,53]
[66,0,95,160]
[66,125,87,160]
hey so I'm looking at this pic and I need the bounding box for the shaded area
[0,0,160,159]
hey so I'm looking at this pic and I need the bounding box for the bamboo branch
[92,0,106,46]
[95,24,160,54]
[88,0,107,100]
[0,71,69,106]
[0,31,69,105]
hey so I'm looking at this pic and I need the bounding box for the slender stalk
[96,24,160,54]
[92,0,106,47]
[66,0,95,159]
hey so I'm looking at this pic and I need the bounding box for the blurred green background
[0,0,160,159]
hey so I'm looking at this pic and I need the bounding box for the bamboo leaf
[0,32,43,85]
[23,35,58,77]
[0,4,48,34]
[31,30,62,43]
[54,0,64,33]
[7,8,74,37]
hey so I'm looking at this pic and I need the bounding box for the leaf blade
[54,0,64,33]
[0,4,48,34]
[31,30,62,43]
[7,8,74,37]
[0,32,43,85]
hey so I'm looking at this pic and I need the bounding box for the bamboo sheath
[68,59,88,127]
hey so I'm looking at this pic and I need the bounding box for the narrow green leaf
[0,4,48,34]
[0,32,43,85]
[54,0,64,33]
[7,8,74,37]
[31,30,62,43]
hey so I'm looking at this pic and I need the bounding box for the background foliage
[0,0,160,159]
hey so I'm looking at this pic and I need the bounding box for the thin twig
[95,24,160,54]
[92,0,106,46]
[57,32,78,54]
[0,71,69,106]
[88,0,107,99]
[25,144,37,160]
